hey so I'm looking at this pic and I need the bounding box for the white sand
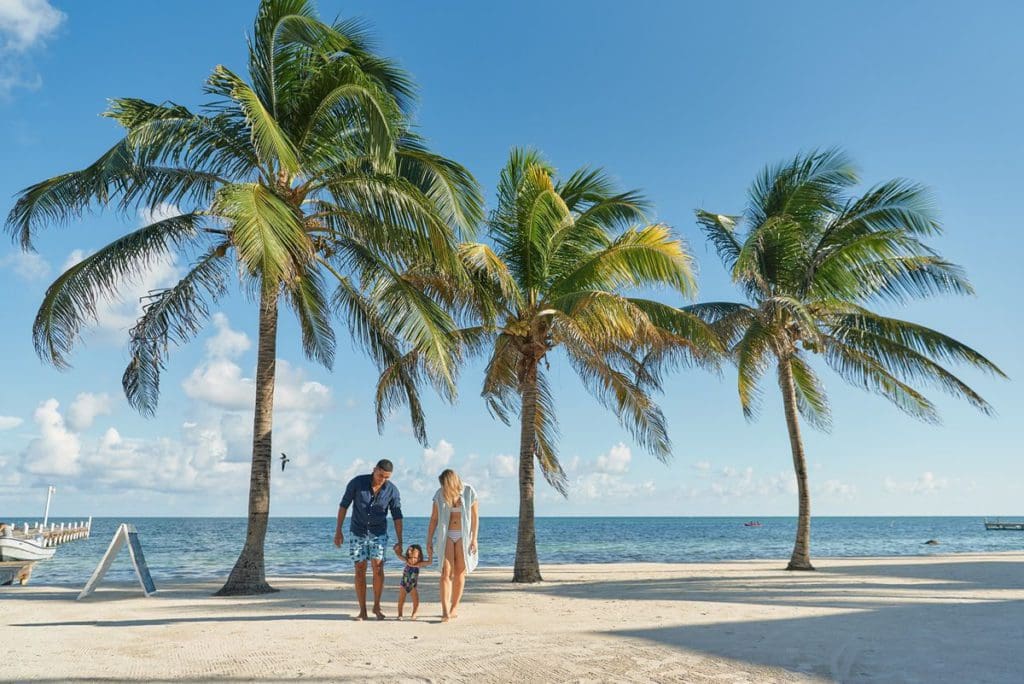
[4,553,1024,682]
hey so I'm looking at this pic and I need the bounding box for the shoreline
[5,553,1024,682]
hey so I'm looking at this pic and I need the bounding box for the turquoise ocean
[11,516,1024,586]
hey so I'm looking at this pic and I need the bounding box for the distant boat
[984,519,1024,531]
[0,485,91,563]
[743,521,762,527]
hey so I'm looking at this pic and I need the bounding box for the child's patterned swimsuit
[401,564,420,592]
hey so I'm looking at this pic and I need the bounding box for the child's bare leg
[397,587,407,619]
[410,587,420,619]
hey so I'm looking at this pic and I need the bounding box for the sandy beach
[2,553,1022,682]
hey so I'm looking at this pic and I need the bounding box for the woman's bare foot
[396,615,404,621]
[441,613,450,623]
[410,610,419,620]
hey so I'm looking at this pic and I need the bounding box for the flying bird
[280,452,290,471]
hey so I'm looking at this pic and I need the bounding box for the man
[334,459,404,620]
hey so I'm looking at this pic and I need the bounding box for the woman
[427,469,479,622]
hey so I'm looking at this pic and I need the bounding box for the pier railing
[9,518,92,547]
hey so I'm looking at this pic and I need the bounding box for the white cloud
[0,0,65,96]
[66,392,112,431]
[20,398,81,476]
[0,250,50,281]
[489,454,516,478]
[595,442,631,474]
[206,312,251,359]
[61,248,90,271]
[139,202,181,226]
[708,466,797,500]
[0,0,64,51]
[422,439,454,474]
[692,460,711,473]
[819,479,857,500]
[884,472,950,495]
[183,316,331,414]
[0,416,23,430]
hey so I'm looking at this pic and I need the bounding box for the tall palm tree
[694,149,1004,570]
[384,149,717,582]
[5,0,482,595]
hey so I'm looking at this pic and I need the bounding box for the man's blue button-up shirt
[340,474,403,537]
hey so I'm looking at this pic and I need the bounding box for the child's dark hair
[406,544,424,561]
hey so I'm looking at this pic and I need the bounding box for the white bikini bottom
[447,529,463,542]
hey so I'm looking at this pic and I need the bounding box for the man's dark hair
[376,459,394,473]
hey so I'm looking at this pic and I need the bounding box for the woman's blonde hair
[439,469,463,507]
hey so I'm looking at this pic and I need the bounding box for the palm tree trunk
[513,358,543,583]
[778,357,814,571]
[216,283,280,595]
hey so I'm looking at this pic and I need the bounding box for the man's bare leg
[371,558,386,620]
[354,560,368,620]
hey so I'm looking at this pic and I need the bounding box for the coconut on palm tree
[693,149,1004,570]
[5,0,482,595]
[383,148,717,582]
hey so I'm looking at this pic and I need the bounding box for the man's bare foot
[373,607,386,620]
[355,612,367,621]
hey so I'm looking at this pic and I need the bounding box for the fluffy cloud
[422,439,454,474]
[21,399,81,476]
[0,250,50,280]
[559,443,657,502]
[0,416,24,430]
[819,479,857,500]
[66,392,112,431]
[489,454,516,479]
[595,442,631,474]
[884,472,950,495]
[0,0,64,51]
[182,315,331,413]
[0,0,65,95]
[709,466,796,500]
[206,313,251,358]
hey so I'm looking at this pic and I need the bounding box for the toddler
[395,544,431,619]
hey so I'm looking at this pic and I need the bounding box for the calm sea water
[10,516,1024,586]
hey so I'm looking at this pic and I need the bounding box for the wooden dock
[984,519,1024,531]
[8,519,92,546]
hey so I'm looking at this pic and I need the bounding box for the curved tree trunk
[216,283,280,595]
[779,358,814,571]
[513,358,542,583]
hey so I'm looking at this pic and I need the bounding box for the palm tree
[5,0,482,595]
[390,148,717,582]
[693,149,1005,570]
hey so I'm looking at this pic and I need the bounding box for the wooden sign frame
[77,523,156,599]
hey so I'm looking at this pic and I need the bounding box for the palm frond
[33,212,202,367]
[123,243,232,414]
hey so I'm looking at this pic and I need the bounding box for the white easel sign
[77,523,157,599]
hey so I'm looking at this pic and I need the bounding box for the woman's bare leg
[440,537,455,621]
[449,540,467,619]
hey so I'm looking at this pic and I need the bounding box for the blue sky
[0,0,1020,519]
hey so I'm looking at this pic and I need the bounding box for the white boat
[0,535,57,561]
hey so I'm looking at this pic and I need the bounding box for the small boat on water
[984,519,1024,531]
[744,521,762,527]
[0,485,91,565]
[0,535,57,562]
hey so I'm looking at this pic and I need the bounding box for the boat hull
[0,537,57,561]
